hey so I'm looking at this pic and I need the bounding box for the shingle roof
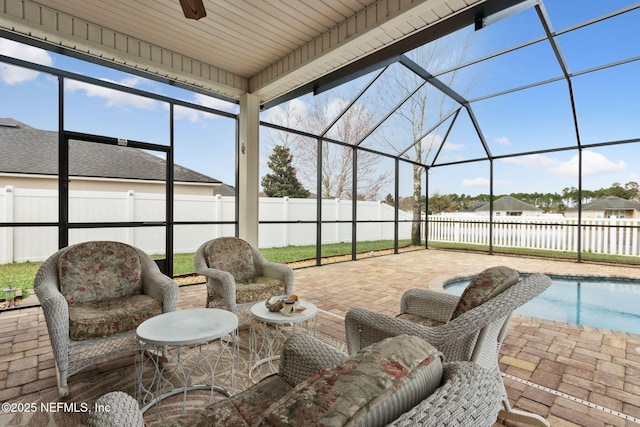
[0,118,220,184]
[566,196,640,212]
[473,196,541,212]
[212,183,236,196]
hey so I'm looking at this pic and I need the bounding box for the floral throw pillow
[261,334,442,426]
[449,266,519,320]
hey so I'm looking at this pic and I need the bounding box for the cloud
[494,136,510,146]
[499,151,626,177]
[500,153,559,169]
[261,98,308,126]
[191,93,238,113]
[443,141,464,151]
[0,39,53,84]
[65,78,159,110]
[462,177,490,187]
[462,177,508,188]
[173,105,202,122]
[553,151,626,177]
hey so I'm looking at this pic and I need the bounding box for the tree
[262,94,390,201]
[261,145,310,198]
[377,32,473,245]
[384,193,395,206]
[428,192,455,214]
[625,181,640,200]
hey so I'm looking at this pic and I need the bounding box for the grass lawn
[3,240,639,301]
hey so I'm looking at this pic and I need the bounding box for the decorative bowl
[265,297,284,312]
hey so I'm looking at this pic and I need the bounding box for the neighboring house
[0,118,225,196]
[472,196,542,217]
[564,196,640,219]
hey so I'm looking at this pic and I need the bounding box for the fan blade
[180,0,207,20]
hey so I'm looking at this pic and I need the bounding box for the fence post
[377,200,383,240]
[283,197,289,247]
[335,198,340,243]
[215,194,222,238]
[2,186,15,264]
[127,190,135,245]
[610,217,617,255]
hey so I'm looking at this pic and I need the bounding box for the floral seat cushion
[262,334,443,427]
[236,277,285,304]
[449,266,519,321]
[58,241,143,305]
[396,312,445,327]
[68,294,162,340]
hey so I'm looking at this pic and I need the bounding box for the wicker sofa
[88,333,503,427]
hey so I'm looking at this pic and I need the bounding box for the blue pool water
[444,276,640,334]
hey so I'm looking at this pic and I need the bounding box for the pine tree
[262,145,310,198]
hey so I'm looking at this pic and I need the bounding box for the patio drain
[502,373,640,424]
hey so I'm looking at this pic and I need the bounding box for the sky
[1,0,639,200]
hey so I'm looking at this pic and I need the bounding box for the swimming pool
[444,276,640,334]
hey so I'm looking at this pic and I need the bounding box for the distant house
[0,118,227,196]
[564,196,640,219]
[472,196,542,217]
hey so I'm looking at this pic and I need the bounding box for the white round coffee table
[249,300,317,381]
[136,308,238,413]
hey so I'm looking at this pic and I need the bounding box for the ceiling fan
[179,0,207,20]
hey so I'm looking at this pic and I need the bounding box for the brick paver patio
[1,249,639,426]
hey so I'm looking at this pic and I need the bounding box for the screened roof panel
[324,62,423,146]
[259,71,379,136]
[445,41,564,100]
[421,116,456,166]
[544,0,639,30]
[431,108,489,166]
[358,82,461,157]
[408,6,544,76]
[557,7,640,72]
[472,80,578,156]
[573,60,640,145]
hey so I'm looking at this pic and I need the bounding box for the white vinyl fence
[428,215,640,257]
[4,186,638,264]
[0,186,413,264]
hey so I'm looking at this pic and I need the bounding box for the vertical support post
[58,76,68,249]
[351,149,357,261]
[316,138,322,266]
[238,93,260,247]
[394,158,399,253]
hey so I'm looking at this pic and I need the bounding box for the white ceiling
[0,0,491,106]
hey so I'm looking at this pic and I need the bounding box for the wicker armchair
[194,237,294,323]
[345,267,552,427]
[87,334,503,427]
[34,241,179,397]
